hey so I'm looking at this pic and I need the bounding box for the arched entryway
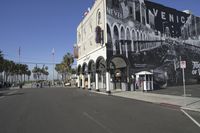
[88,60,96,90]
[108,55,130,91]
[113,25,119,55]
[77,65,82,88]
[96,57,106,91]
[82,63,88,89]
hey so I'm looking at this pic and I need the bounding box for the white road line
[0,96,5,99]
[7,90,18,95]
[83,112,113,133]
[181,109,200,128]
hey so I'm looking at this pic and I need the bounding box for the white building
[74,0,200,93]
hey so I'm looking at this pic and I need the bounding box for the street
[0,87,199,133]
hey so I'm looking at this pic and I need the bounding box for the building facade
[75,0,200,93]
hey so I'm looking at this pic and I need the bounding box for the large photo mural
[106,0,200,89]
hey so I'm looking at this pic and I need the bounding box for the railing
[114,40,163,55]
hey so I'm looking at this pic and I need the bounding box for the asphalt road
[0,87,199,133]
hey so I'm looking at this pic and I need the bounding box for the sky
[0,0,200,79]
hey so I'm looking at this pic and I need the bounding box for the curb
[160,103,181,109]
[90,90,111,96]
[181,107,200,113]
[89,90,200,113]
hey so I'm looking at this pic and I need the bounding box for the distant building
[74,0,200,93]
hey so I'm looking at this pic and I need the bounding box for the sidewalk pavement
[92,90,200,112]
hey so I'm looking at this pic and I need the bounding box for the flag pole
[18,47,21,84]
[52,48,55,86]
[19,46,21,64]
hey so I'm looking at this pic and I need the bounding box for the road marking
[0,96,5,99]
[7,90,18,95]
[83,112,113,133]
[181,109,200,128]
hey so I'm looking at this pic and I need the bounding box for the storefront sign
[192,61,200,75]
[151,8,187,24]
[145,0,190,37]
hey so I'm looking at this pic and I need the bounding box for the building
[75,0,200,93]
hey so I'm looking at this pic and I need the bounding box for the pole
[18,47,21,84]
[182,68,186,97]
[52,48,55,86]
[53,54,55,86]
[19,47,21,64]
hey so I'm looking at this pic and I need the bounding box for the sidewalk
[92,90,200,112]
[114,91,200,112]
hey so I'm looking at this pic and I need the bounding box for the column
[77,76,80,88]
[144,8,147,25]
[140,2,143,24]
[95,73,99,91]
[131,40,134,52]
[136,42,139,53]
[125,41,128,58]
[119,41,122,55]
[151,75,154,90]
[88,74,91,90]
[82,74,85,89]
[133,2,136,20]
[101,75,104,89]
[106,72,111,93]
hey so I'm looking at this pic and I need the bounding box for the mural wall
[106,0,200,88]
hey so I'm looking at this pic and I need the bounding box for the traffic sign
[180,61,186,69]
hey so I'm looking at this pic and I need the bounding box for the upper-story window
[97,10,101,25]
[129,6,133,15]
[89,20,93,33]
[84,28,86,37]
[78,32,81,43]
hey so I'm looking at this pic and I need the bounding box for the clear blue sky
[0,0,94,64]
[0,0,199,78]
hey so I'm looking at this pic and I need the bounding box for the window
[89,22,93,32]
[84,28,86,37]
[84,45,86,51]
[97,10,101,25]
[78,32,81,42]
[129,6,133,15]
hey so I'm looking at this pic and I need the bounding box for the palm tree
[55,53,74,82]
[32,66,40,80]
[26,70,31,81]
[0,50,4,83]
[44,66,49,80]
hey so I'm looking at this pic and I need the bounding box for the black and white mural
[106,0,200,90]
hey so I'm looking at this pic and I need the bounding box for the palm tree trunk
[21,75,23,83]
[24,74,25,82]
